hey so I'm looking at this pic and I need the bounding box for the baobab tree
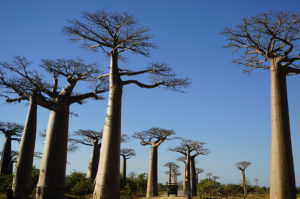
[0,57,108,199]
[0,151,18,174]
[172,166,181,184]
[176,156,187,192]
[133,127,175,197]
[195,168,204,183]
[0,61,39,199]
[164,162,179,184]
[236,161,251,199]
[70,129,102,179]
[64,9,189,199]
[190,143,209,196]
[120,148,136,181]
[223,11,300,199]
[0,122,23,176]
[163,162,179,184]
[170,139,209,196]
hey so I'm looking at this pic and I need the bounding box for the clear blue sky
[1,0,300,187]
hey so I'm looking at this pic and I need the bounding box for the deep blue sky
[1,0,300,186]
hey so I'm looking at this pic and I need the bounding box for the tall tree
[0,122,22,176]
[223,11,300,199]
[64,9,189,199]
[0,57,107,199]
[189,143,209,196]
[170,139,209,196]
[120,148,136,181]
[172,165,181,184]
[163,162,179,184]
[236,161,251,199]
[0,60,39,199]
[176,156,187,191]
[70,129,103,179]
[133,127,175,198]
[195,168,204,183]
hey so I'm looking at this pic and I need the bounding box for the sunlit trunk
[93,52,122,199]
[168,165,171,184]
[36,106,69,199]
[0,135,12,175]
[172,170,176,184]
[183,163,186,193]
[146,146,158,198]
[184,152,191,195]
[241,170,246,199]
[87,142,100,179]
[121,155,126,181]
[13,93,37,199]
[269,63,296,199]
[190,157,197,196]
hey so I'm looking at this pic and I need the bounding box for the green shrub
[31,166,40,194]
[65,171,86,194]
[71,178,93,196]
[0,175,12,193]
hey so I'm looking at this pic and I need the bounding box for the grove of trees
[0,8,299,199]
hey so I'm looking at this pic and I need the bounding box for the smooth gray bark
[190,157,197,196]
[184,152,191,196]
[87,142,100,179]
[182,163,186,193]
[168,165,171,184]
[93,52,122,199]
[241,170,246,199]
[172,171,176,184]
[36,106,69,199]
[269,63,296,199]
[13,93,37,199]
[146,146,158,198]
[0,135,12,175]
[121,155,126,181]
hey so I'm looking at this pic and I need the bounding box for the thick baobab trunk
[269,64,296,199]
[184,153,191,195]
[190,157,197,196]
[168,165,171,184]
[241,170,246,199]
[13,93,37,199]
[183,163,186,193]
[172,170,176,184]
[87,142,100,179]
[0,135,12,175]
[93,52,122,199]
[36,106,69,199]
[121,156,126,181]
[146,146,158,198]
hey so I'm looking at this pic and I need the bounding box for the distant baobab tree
[236,161,251,199]
[172,166,181,184]
[163,162,179,184]
[70,129,102,179]
[0,57,108,199]
[169,139,209,196]
[64,9,189,199]
[195,168,204,183]
[120,148,136,181]
[0,122,23,176]
[223,11,300,199]
[133,127,175,198]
